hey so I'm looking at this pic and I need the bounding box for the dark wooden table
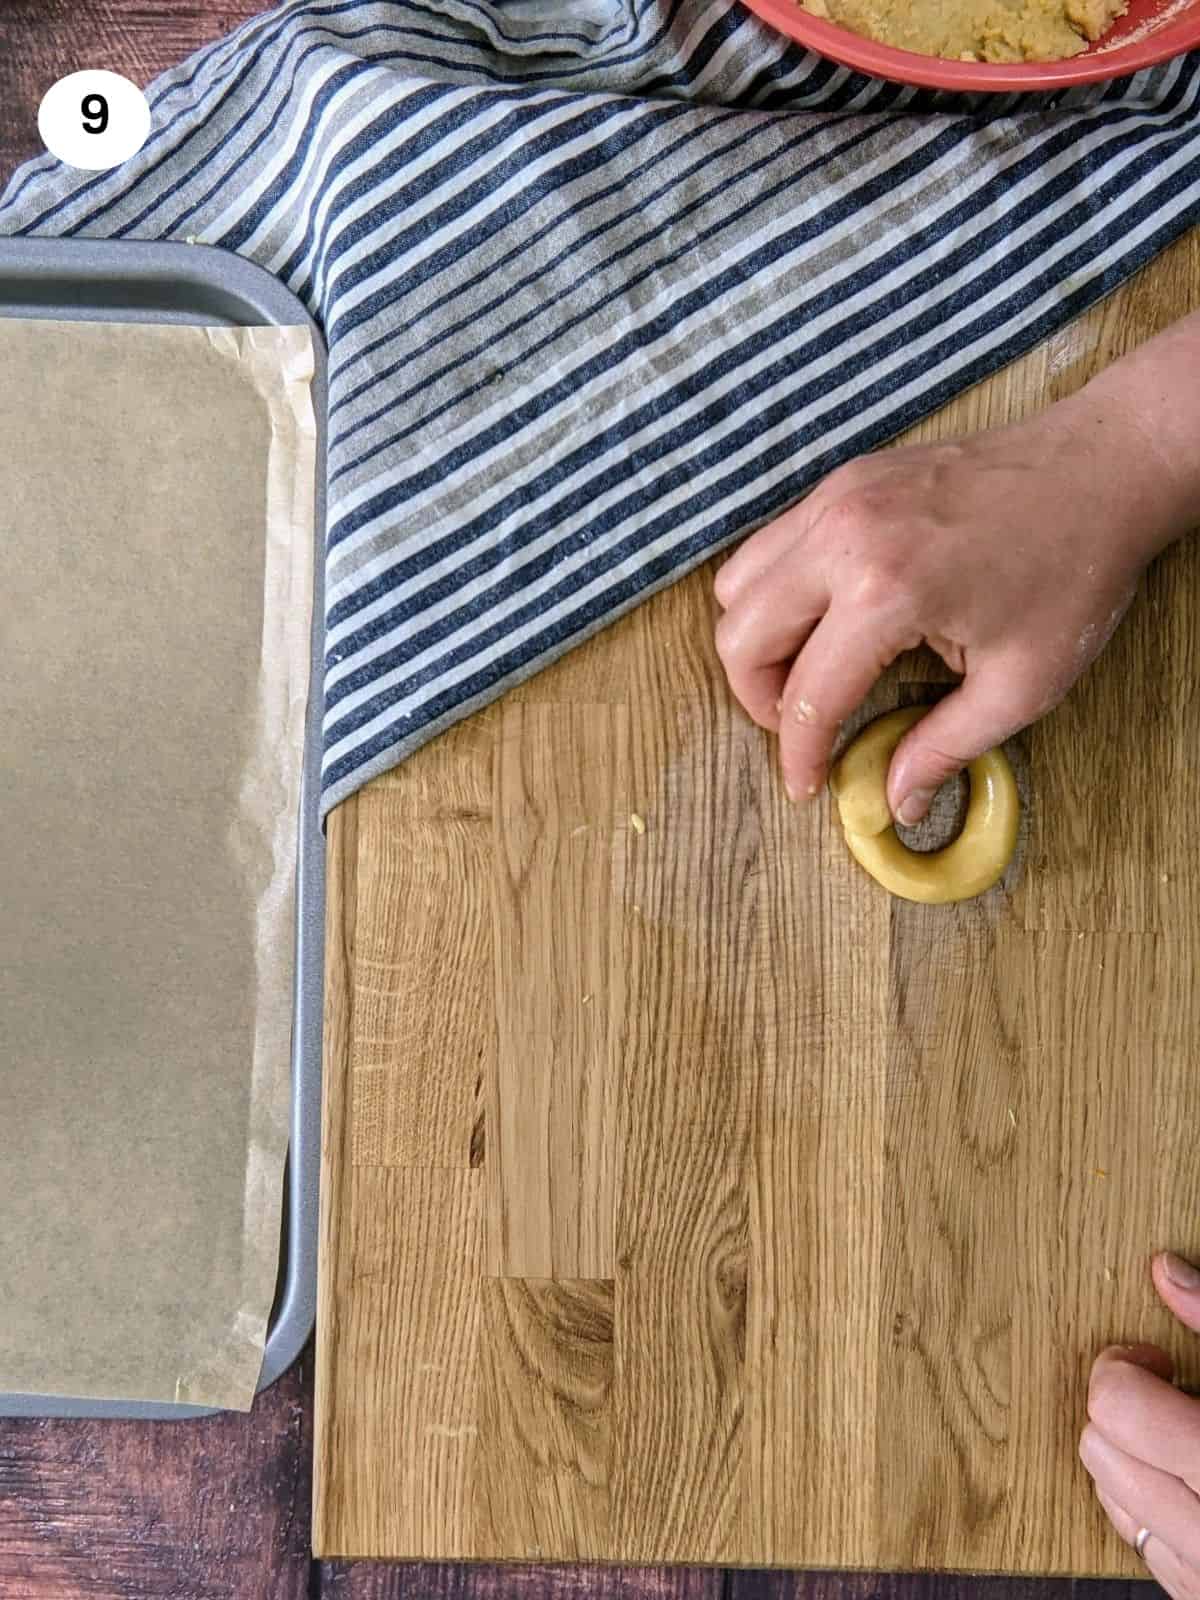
[0,5,1156,1597]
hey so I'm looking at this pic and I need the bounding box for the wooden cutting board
[313,230,1200,1571]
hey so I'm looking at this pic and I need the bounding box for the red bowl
[738,0,1200,89]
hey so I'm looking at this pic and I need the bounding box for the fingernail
[1162,1252,1200,1291]
[774,697,783,714]
[897,789,935,827]
[784,782,798,805]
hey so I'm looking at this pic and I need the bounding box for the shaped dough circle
[829,707,1019,904]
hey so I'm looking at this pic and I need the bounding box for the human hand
[713,393,1188,824]
[1080,1252,1200,1599]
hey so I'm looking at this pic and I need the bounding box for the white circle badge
[38,71,151,172]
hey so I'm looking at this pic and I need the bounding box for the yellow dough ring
[829,706,1019,905]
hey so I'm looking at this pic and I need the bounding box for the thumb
[1154,1251,1200,1336]
[886,670,1028,826]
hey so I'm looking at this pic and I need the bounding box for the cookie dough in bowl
[800,0,1127,60]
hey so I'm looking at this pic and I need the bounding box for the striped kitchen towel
[2,0,1198,813]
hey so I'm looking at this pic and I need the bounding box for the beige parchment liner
[0,319,316,1410]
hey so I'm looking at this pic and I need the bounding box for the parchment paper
[0,319,316,1410]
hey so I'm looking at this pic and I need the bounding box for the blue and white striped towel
[2,1,1197,813]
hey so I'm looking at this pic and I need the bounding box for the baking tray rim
[0,237,327,1421]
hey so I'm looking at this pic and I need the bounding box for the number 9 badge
[38,70,152,172]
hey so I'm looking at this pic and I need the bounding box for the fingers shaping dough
[829,707,1019,904]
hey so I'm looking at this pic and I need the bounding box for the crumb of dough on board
[798,0,1127,61]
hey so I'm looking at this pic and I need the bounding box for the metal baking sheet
[0,238,326,1420]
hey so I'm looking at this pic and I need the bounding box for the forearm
[1052,309,1200,558]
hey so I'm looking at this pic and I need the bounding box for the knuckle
[913,745,967,783]
[714,613,740,664]
[813,486,922,618]
[851,552,912,616]
[818,489,874,545]
[895,728,964,787]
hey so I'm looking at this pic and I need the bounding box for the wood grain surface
[314,228,1200,1571]
[0,1346,314,1600]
